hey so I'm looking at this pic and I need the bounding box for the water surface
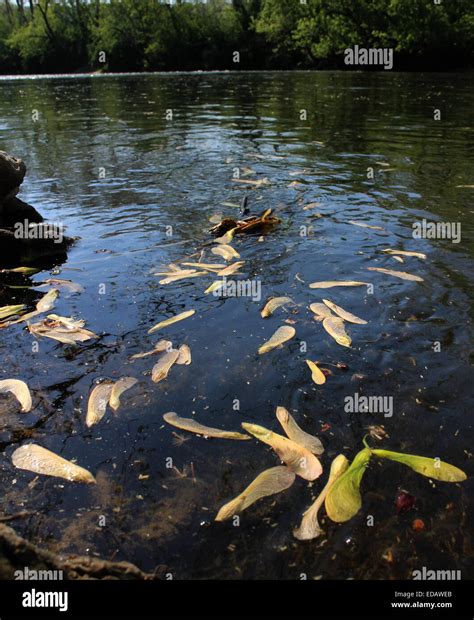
[0,71,473,579]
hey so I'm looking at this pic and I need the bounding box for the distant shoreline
[1,68,473,81]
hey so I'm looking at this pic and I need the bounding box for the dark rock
[1,196,44,227]
[0,150,26,201]
[0,227,70,266]
[0,151,73,266]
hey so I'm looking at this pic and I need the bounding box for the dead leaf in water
[214,228,237,244]
[12,444,95,483]
[217,261,245,276]
[28,315,97,344]
[306,360,327,386]
[260,296,293,318]
[9,289,60,324]
[0,379,32,412]
[151,349,180,383]
[258,325,295,354]
[1,266,39,275]
[242,423,323,481]
[294,454,349,540]
[348,220,385,231]
[382,249,426,260]
[211,245,240,260]
[163,412,250,440]
[148,310,195,334]
[130,340,172,359]
[176,344,192,365]
[322,317,351,347]
[275,406,324,455]
[159,272,206,285]
[181,262,226,272]
[38,279,84,293]
[0,305,26,321]
[322,299,367,324]
[232,177,270,187]
[204,280,225,295]
[309,303,334,320]
[86,382,114,427]
[109,377,138,411]
[215,466,295,521]
[309,281,369,289]
[367,267,424,282]
[36,289,59,313]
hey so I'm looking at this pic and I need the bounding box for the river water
[0,71,473,579]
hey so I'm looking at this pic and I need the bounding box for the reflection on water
[0,72,473,579]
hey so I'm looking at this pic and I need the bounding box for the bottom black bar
[0,579,472,617]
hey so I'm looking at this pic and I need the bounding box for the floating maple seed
[0,379,32,412]
[367,267,424,282]
[215,466,295,521]
[395,490,416,514]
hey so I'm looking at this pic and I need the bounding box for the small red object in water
[412,518,425,532]
[321,368,332,377]
[336,362,348,370]
[321,423,331,432]
[395,490,416,514]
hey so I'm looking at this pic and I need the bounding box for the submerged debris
[163,412,250,441]
[210,208,280,238]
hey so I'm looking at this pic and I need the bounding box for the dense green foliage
[0,0,472,73]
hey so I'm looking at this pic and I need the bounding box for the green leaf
[372,449,467,482]
[325,448,371,523]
